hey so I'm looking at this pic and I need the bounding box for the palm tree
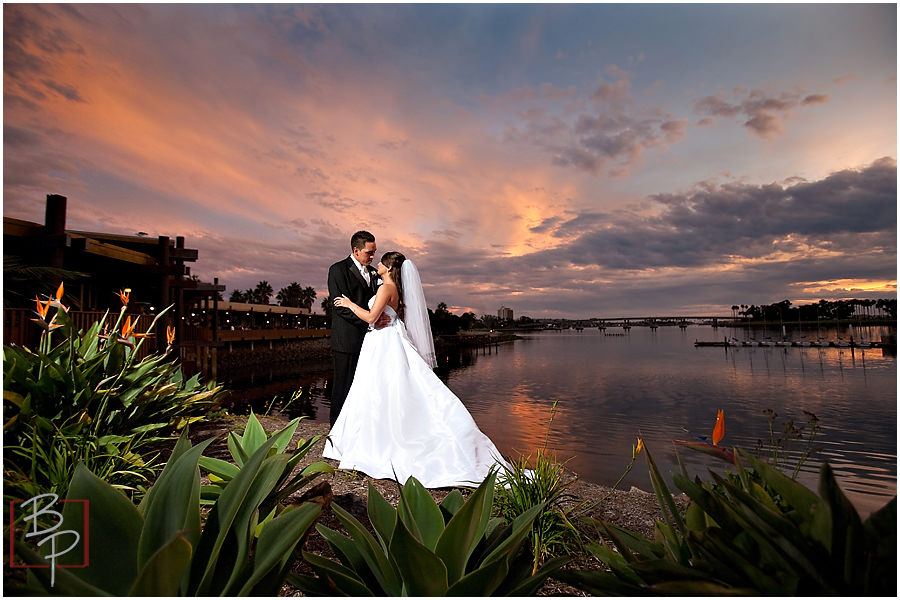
[300,286,317,310]
[277,282,303,307]
[253,281,274,305]
[320,295,332,318]
[229,289,246,302]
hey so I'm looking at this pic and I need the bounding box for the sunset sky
[4,3,897,318]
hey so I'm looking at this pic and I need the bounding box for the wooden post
[212,278,219,342]
[211,277,220,380]
[45,194,67,268]
[158,236,170,354]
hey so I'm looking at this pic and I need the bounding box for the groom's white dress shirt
[349,254,370,285]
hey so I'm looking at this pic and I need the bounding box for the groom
[327,230,383,426]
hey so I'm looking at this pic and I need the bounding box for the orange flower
[712,409,725,446]
[166,325,176,344]
[45,282,69,312]
[121,315,136,337]
[34,295,50,319]
[116,288,131,306]
[636,437,644,455]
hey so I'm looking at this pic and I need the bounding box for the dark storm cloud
[693,88,830,138]
[409,158,896,316]
[550,157,897,270]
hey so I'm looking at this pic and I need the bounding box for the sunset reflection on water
[444,326,896,518]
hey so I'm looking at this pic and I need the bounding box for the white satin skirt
[323,321,510,488]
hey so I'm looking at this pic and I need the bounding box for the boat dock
[695,337,895,350]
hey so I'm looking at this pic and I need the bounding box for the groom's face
[353,242,377,266]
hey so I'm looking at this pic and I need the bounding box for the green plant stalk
[599,456,637,505]
[767,416,779,467]
[542,399,559,450]
[791,415,820,480]
[281,387,303,413]
[91,306,171,439]
[494,447,583,574]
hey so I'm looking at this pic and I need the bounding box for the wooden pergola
[4,194,224,357]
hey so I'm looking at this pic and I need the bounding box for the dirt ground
[189,413,687,597]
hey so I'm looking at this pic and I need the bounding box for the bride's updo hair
[381,251,406,318]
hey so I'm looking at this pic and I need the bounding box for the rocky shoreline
[189,412,687,596]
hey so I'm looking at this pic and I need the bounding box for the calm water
[223,325,897,517]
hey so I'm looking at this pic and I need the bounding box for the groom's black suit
[327,256,378,425]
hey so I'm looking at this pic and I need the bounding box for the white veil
[400,259,437,368]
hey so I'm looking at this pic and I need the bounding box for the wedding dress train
[323,302,510,488]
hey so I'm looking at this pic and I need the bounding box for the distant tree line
[229,280,317,309]
[429,302,482,336]
[731,298,896,322]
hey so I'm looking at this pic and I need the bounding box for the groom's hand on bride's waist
[373,313,391,329]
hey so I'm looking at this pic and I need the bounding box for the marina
[695,336,895,349]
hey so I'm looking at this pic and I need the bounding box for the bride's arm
[335,285,390,324]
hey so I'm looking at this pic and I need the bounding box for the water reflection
[445,326,896,518]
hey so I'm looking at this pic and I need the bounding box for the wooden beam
[74,237,158,266]
[68,230,169,246]
[170,248,198,261]
[68,231,198,262]
[3,217,44,237]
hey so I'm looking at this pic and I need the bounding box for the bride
[326,251,511,488]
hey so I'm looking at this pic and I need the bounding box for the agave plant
[11,431,327,596]
[561,444,897,596]
[199,411,334,511]
[289,471,569,596]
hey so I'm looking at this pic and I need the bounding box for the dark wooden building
[4,194,225,369]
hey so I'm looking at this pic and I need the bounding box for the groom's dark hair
[351,230,375,250]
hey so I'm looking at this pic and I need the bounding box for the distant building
[498,306,514,321]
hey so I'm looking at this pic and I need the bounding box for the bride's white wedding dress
[323,300,510,488]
